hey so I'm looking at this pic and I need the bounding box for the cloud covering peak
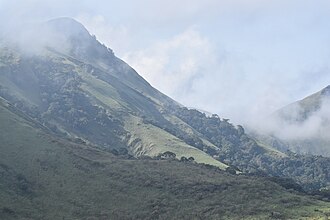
[1,0,330,124]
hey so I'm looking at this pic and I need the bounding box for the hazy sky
[1,0,330,124]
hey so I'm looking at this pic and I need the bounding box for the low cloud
[75,14,130,56]
[123,28,216,100]
[121,26,315,124]
[253,97,330,141]
[1,0,330,125]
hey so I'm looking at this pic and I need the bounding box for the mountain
[265,85,330,155]
[1,87,330,219]
[0,17,230,169]
[1,17,280,169]
[1,17,330,194]
[274,85,330,122]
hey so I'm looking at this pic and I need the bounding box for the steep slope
[0,18,227,169]
[2,98,330,219]
[275,85,330,121]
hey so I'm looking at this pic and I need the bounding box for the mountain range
[1,17,330,219]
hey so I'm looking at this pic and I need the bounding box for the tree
[180,156,188,162]
[158,151,176,160]
[225,166,237,175]
[188,157,195,162]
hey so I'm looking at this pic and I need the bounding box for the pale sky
[1,0,330,124]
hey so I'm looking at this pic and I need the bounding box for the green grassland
[124,115,228,169]
[255,140,288,158]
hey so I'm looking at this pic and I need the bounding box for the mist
[253,97,330,141]
[1,0,330,126]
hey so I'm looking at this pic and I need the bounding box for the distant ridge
[264,85,330,155]
[273,85,330,122]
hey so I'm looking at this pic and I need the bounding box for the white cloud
[123,28,216,100]
[255,97,330,141]
[75,14,131,56]
[1,0,330,125]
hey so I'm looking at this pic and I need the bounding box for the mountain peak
[46,17,91,39]
[42,17,117,62]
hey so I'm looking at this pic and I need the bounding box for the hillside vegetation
[169,107,330,191]
[1,99,330,219]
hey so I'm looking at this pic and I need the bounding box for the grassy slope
[1,100,330,219]
[255,140,288,158]
[164,114,220,149]
[73,61,228,169]
[124,115,228,169]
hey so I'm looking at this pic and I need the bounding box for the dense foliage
[1,99,329,219]
[171,107,330,191]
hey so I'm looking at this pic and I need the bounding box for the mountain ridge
[264,85,330,155]
[274,85,330,122]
